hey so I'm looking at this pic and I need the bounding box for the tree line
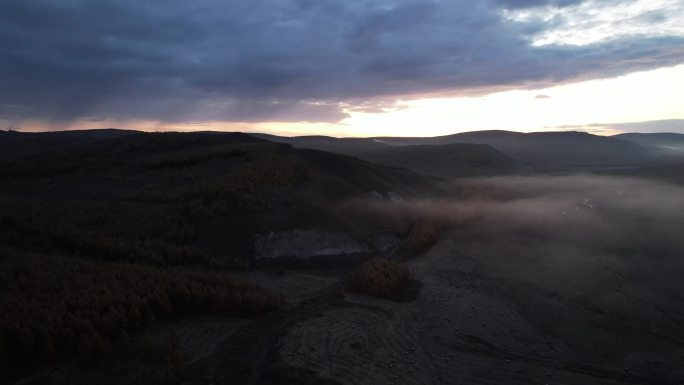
[0,251,283,368]
[0,136,305,372]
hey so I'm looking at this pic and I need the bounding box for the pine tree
[16,328,35,357]
[0,332,6,365]
[41,335,56,362]
[142,302,156,326]
[77,333,94,364]
[114,329,131,354]
[166,331,184,372]
[142,332,155,356]
[128,304,142,330]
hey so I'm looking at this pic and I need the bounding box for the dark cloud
[492,0,583,9]
[0,0,682,125]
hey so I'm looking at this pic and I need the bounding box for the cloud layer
[1,0,683,125]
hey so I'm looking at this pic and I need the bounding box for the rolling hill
[0,128,137,161]
[374,130,658,170]
[253,133,526,177]
[256,130,669,172]
[0,129,449,265]
[3,129,684,385]
[614,132,684,155]
[359,143,529,177]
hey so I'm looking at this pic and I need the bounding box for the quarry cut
[254,229,370,259]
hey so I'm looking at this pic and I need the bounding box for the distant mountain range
[3,128,683,384]
[253,133,527,177]
[371,130,678,169]
[258,130,684,173]
[614,132,684,155]
[0,129,450,268]
[3,129,683,178]
[0,128,137,161]
[0,129,455,206]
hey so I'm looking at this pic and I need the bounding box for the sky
[1,0,683,136]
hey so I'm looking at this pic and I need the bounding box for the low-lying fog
[346,174,684,330]
[269,174,684,384]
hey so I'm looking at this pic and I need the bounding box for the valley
[1,129,684,385]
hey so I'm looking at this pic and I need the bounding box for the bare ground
[17,232,684,385]
[260,231,684,385]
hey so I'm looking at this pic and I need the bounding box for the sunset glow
[2,0,683,136]
[17,64,684,137]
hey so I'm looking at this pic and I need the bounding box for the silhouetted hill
[605,161,684,185]
[373,129,519,146]
[360,143,529,177]
[0,130,453,377]
[0,130,447,264]
[0,128,138,161]
[253,132,525,176]
[375,130,656,170]
[295,148,445,196]
[253,133,390,157]
[0,130,443,198]
[614,132,684,156]
[4,129,684,385]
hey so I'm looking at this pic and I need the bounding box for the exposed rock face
[371,229,402,254]
[254,229,370,260]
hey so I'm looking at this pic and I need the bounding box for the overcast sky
[1,0,683,135]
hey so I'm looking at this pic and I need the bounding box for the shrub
[406,218,442,255]
[348,258,411,298]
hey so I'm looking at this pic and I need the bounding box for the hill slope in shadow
[614,132,684,156]
[3,129,684,385]
[374,130,657,170]
[254,133,527,177]
[0,129,449,266]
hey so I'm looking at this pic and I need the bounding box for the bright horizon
[12,64,684,137]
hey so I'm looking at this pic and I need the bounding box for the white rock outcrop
[254,229,370,259]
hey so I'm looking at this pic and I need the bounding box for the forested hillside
[0,130,444,377]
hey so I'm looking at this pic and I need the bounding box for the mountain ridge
[255,129,661,172]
